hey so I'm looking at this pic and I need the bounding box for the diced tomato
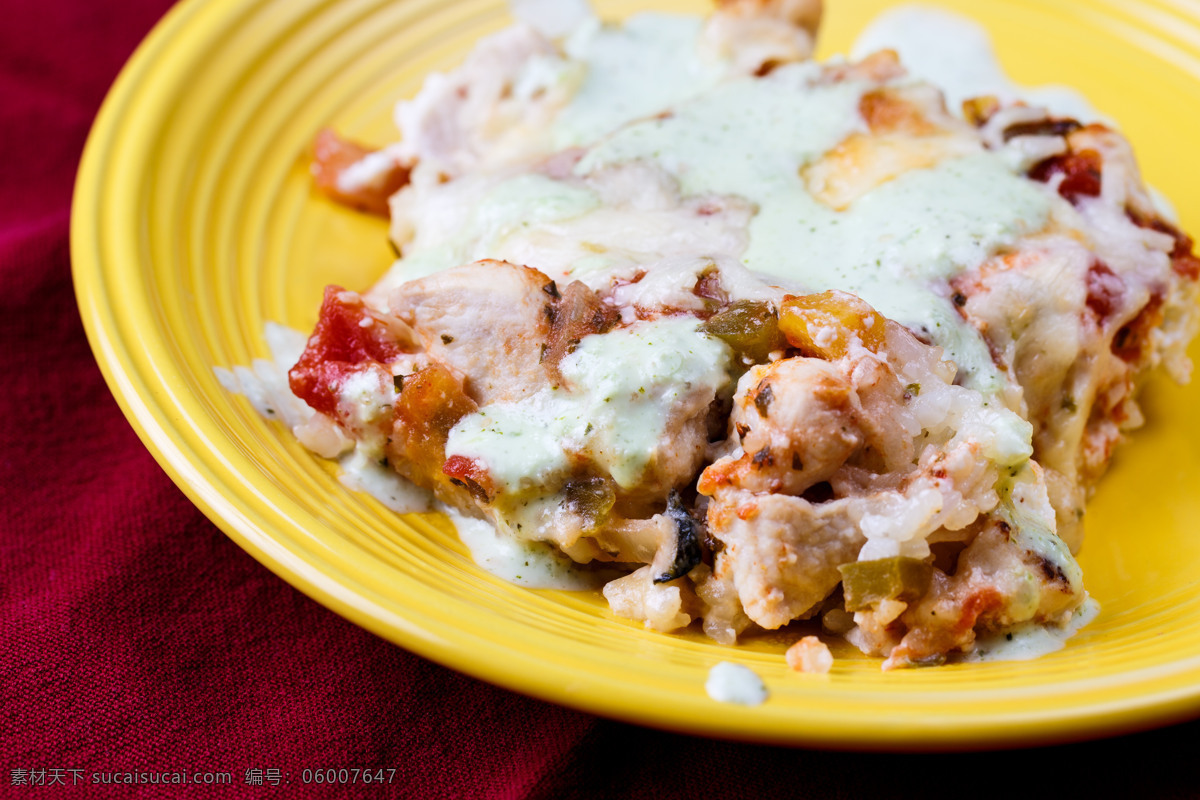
[311,128,411,217]
[289,286,405,418]
[1127,210,1200,281]
[442,455,495,502]
[1029,150,1102,203]
[1085,262,1124,322]
[953,587,1004,635]
[1112,293,1165,363]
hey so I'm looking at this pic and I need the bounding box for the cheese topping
[576,67,1051,391]
[388,43,1059,393]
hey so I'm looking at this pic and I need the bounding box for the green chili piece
[699,300,786,364]
[839,557,933,611]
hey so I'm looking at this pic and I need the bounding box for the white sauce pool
[444,506,612,589]
[339,449,433,514]
[965,596,1100,662]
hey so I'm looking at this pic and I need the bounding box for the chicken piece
[388,259,558,405]
[699,304,926,500]
[706,489,866,628]
[602,565,700,633]
[702,0,822,75]
[699,358,863,497]
[818,48,906,84]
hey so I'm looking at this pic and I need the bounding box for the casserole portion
[285,1,1198,667]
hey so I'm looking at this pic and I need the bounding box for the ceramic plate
[73,0,1200,748]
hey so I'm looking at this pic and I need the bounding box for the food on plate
[264,0,1200,668]
[786,636,833,674]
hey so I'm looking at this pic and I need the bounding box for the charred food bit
[654,490,704,584]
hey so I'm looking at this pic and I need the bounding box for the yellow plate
[73,0,1200,749]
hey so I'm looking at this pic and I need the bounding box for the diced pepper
[562,476,616,531]
[699,300,786,364]
[1028,149,1102,203]
[389,363,479,500]
[442,455,494,503]
[778,290,886,359]
[961,95,1000,127]
[839,557,932,611]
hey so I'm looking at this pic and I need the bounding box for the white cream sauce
[851,6,1102,124]
[214,323,313,429]
[705,661,769,705]
[576,64,1048,391]
[339,449,434,514]
[965,596,1100,662]
[444,505,612,589]
[552,13,729,149]
[445,316,731,490]
[390,9,1071,395]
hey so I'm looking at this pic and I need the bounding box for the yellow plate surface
[73,0,1200,749]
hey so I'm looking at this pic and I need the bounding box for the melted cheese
[392,43,1059,394]
[578,67,1052,392]
[391,173,601,284]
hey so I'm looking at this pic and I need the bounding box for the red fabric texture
[4,1,1200,797]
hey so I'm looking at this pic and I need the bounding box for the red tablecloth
[5,0,1200,796]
